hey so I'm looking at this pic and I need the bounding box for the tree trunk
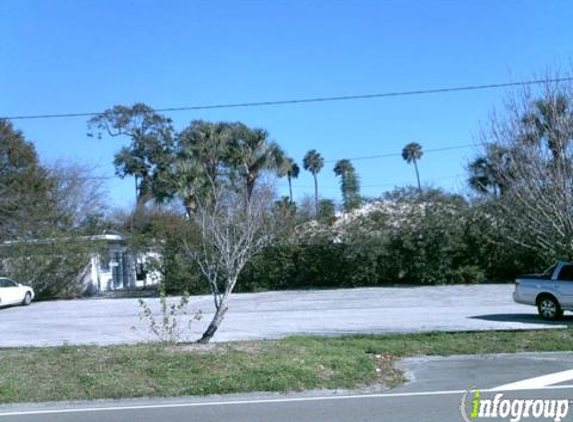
[246,170,257,203]
[135,175,139,201]
[247,180,254,202]
[414,160,421,191]
[313,173,319,215]
[198,304,228,344]
[183,196,197,218]
[288,176,293,202]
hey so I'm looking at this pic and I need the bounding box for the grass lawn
[1,329,573,404]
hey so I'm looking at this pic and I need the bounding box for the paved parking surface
[0,284,569,347]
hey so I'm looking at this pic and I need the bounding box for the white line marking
[491,369,573,391]
[3,385,573,417]
[0,390,466,417]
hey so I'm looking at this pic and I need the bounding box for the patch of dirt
[222,341,265,354]
[373,354,405,387]
[163,341,264,355]
[164,343,220,354]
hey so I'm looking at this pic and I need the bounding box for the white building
[82,231,161,293]
[1,231,161,295]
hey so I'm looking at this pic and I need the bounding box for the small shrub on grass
[137,284,202,344]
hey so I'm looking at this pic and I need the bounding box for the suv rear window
[542,264,558,277]
[558,265,573,281]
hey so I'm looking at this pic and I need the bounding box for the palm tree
[178,120,232,180]
[333,159,352,177]
[467,144,511,198]
[333,159,361,211]
[468,157,496,196]
[303,149,324,214]
[175,120,232,215]
[229,125,285,201]
[173,159,209,216]
[278,157,300,202]
[521,94,572,163]
[401,142,423,191]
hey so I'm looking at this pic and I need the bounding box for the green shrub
[143,188,544,294]
[237,189,539,291]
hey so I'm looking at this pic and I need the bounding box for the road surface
[2,352,573,421]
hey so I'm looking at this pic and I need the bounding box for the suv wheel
[537,296,562,320]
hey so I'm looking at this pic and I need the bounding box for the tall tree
[278,156,300,202]
[475,77,573,260]
[467,144,510,197]
[88,103,174,203]
[468,156,497,196]
[0,121,108,300]
[0,119,52,239]
[46,161,107,231]
[172,121,287,215]
[401,142,423,191]
[175,120,233,215]
[303,149,324,214]
[228,124,285,201]
[520,94,573,163]
[333,159,361,211]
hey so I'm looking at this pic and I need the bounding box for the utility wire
[3,77,572,120]
[324,143,476,163]
[55,144,475,182]
[283,174,464,190]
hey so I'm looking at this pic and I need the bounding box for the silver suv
[513,262,573,320]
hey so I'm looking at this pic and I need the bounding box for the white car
[0,277,35,307]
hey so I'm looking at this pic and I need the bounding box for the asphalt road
[1,284,571,347]
[2,352,573,421]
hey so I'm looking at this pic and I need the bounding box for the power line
[283,174,464,190]
[55,144,474,182]
[323,143,476,163]
[54,143,475,183]
[52,175,116,181]
[3,77,573,121]
[360,174,464,188]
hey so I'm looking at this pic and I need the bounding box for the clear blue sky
[1,0,572,209]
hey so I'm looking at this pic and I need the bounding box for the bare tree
[0,161,109,299]
[46,161,108,230]
[184,177,280,343]
[478,75,573,260]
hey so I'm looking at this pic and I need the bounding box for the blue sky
[1,0,572,209]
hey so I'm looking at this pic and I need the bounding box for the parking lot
[0,284,569,347]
